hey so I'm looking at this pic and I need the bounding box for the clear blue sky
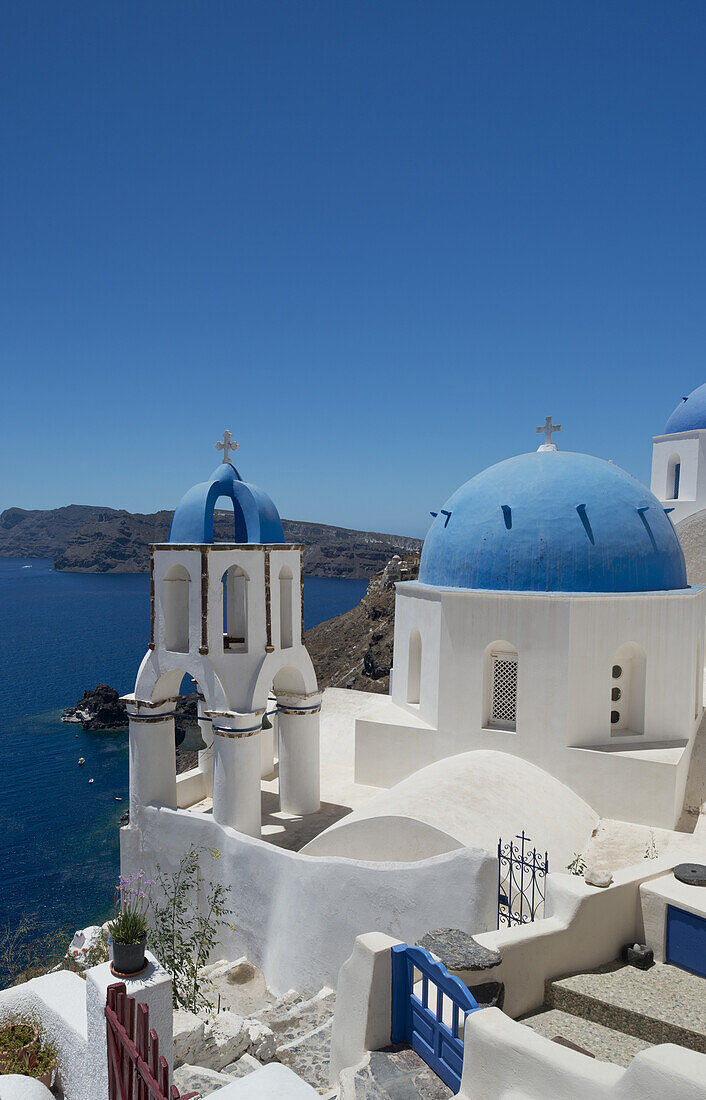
[2,2,706,538]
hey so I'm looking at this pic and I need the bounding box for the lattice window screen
[491,654,518,726]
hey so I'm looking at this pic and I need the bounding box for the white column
[86,952,173,1100]
[127,701,177,818]
[197,694,214,796]
[276,692,322,815]
[211,710,263,837]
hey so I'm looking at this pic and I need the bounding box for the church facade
[356,421,705,828]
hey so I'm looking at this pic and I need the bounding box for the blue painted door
[666,905,706,978]
[391,943,481,1094]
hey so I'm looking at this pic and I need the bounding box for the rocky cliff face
[676,509,706,585]
[304,553,420,693]
[0,505,421,579]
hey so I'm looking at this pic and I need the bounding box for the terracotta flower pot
[112,937,146,975]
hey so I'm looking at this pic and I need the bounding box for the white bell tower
[651,385,706,524]
[124,433,321,838]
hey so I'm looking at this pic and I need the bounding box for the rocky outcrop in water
[62,684,127,729]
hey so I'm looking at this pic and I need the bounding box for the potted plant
[108,870,153,976]
[0,1016,57,1087]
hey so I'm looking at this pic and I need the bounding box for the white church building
[120,422,706,991]
[651,381,706,523]
[353,417,705,830]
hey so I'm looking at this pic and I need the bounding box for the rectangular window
[490,654,518,729]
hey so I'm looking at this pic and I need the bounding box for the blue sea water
[0,558,366,940]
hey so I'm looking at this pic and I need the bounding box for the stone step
[520,1007,654,1067]
[267,987,337,1046]
[546,961,706,1053]
[277,1018,333,1094]
[222,1052,263,1079]
[338,1047,453,1099]
[253,988,309,1027]
[173,1062,234,1096]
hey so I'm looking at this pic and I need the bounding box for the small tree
[150,846,233,1011]
[566,853,587,876]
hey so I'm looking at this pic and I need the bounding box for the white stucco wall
[458,1008,706,1100]
[121,806,497,995]
[304,750,598,869]
[0,956,172,1100]
[140,545,317,715]
[0,972,88,1100]
[356,582,705,828]
[465,854,682,1019]
[651,430,706,524]
[329,932,400,1085]
[203,1062,319,1098]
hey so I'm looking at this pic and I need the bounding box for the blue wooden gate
[390,943,482,1093]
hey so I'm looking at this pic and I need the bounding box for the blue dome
[665,383,706,433]
[419,451,687,594]
[169,462,285,544]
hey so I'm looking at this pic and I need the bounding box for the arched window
[667,454,681,500]
[610,643,646,736]
[696,637,703,721]
[279,565,294,649]
[484,641,518,730]
[222,565,248,651]
[163,564,190,653]
[407,629,422,704]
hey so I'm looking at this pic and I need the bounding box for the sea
[0,557,367,945]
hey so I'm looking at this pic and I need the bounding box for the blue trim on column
[276,702,321,713]
[212,722,263,736]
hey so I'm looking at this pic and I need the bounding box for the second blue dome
[419,451,687,594]
[665,383,706,434]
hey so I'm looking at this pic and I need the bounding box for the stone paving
[547,960,706,1052]
[520,1007,653,1067]
[277,1019,333,1094]
[341,1047,453,1099]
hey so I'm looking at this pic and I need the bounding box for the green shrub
[150,846,234,1011]
[0,1015,57,1079]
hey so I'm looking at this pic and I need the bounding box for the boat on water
[78,757,85,765]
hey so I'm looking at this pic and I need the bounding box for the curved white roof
[302,750,598,866]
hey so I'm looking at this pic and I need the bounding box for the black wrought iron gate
[497,832,548,927]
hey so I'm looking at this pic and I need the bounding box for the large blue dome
[665,383,706,434]
[419,451,687,594]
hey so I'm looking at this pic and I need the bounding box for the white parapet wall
[0,953,172,1100]
[329,931,401,1086]
[458,1008,706,1100]
[462,854,683,1019]
[121,805,498,995]
[201,1062,320,1098]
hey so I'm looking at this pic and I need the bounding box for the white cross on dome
[216,430,239,464]
[536,416,561,452]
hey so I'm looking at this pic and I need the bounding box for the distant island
[0,505,422,579]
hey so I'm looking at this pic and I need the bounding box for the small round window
[612,665,623,679]
[610,710,620,724]
[611,687,622,702]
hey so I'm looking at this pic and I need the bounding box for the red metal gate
[105,982,198,1100]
